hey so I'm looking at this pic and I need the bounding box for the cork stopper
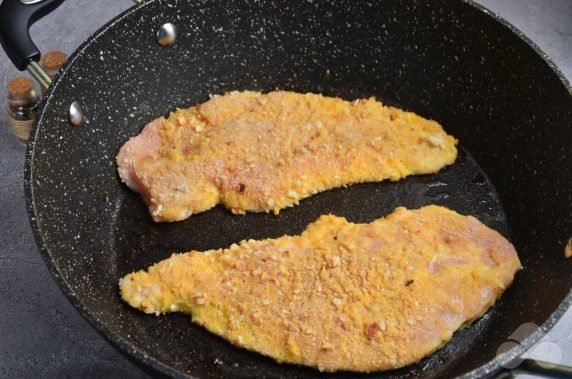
[7,77,34,99]
[42,50,67,71]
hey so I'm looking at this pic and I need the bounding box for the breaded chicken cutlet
[117,91,457,222]
[120,205,521,372]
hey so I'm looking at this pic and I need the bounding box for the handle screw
[157,23,177,47]
[69,101,84,127]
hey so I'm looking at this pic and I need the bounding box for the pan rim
[458,0,572,378]
[23,0,572,378]
[24,1,187,378]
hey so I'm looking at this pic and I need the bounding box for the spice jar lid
[7,77,34,99]
[42,50,67,71]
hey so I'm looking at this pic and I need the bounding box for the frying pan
[1,0,571,377]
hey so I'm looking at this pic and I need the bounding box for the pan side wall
[27,0,572,377]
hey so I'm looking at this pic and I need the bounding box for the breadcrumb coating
[120,205,521,372]
[117,91,457,222]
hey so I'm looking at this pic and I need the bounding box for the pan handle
[0,0,66,89]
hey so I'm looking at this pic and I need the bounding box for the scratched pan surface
[25,0,572,378]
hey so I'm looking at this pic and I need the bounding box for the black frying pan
[1,0,571,377]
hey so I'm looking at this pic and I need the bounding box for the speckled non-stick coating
[24,0,572,378]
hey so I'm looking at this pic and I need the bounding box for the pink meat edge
[116,118,164,213]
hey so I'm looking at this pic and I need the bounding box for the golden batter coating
[120,205,521,372]
[117,91,458,222]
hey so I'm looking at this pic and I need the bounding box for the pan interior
[27,0,572,378]
[111,144,508,379]
[113,148,507,281]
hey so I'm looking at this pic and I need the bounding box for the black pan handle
[0,0,66,71]
[494,359,572,378]
[518,359,572,377]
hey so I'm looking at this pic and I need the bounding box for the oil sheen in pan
[108,144,510,376]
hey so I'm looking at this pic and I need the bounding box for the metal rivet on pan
[19,0,45,4]
[69,101,84,127]
[156,23,177,47]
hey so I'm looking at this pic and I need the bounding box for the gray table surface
[0,1,570,378]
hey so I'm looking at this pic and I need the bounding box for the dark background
[0,0,570,377]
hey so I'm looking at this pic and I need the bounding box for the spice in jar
[40,50,67,93]
[6,76,40,144]
[41,50,67,78]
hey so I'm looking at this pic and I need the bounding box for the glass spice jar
[6,76,39,145]
[40,50,67,94]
